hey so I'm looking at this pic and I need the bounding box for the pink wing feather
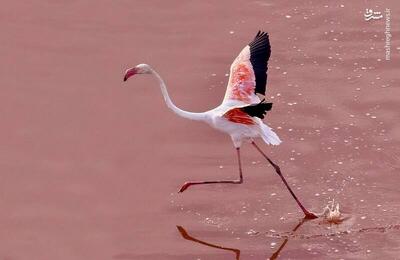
[223,45,260,105]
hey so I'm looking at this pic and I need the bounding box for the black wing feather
[249,31,271,96]
[240,100,272,119]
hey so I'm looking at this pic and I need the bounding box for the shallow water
[1,0,399,259]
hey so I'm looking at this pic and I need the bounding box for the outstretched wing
[223,99,273,124]
[223,31,271,104]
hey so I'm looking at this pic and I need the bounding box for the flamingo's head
[123,64,152,82]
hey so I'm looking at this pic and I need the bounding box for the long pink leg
[178,148,243,193]
[251,141,317,219]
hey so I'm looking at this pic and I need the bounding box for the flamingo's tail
[260,123,281,145]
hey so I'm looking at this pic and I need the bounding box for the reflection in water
[177,226,241,260]
[269,218,308,259]
[177,217,310,259]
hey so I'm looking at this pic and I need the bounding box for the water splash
[321,199,342,223]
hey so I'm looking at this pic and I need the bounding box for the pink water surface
[1,0,399,259]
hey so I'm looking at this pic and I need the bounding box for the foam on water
[321,199,342,223]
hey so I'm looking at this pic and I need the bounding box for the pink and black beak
[123,67,137,82]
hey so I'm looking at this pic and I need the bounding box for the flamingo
[123,31,317,219]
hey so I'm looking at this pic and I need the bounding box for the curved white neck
[150,69,208,121]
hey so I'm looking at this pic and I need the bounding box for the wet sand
[1,0,399,259]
